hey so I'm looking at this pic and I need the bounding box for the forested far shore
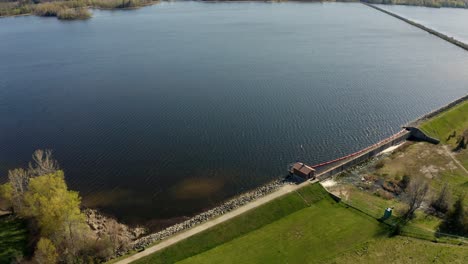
[0,0,160,20]
[2,0,468,21]
[362,0,468,9]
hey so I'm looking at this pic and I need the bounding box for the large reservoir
[1,2,467,229]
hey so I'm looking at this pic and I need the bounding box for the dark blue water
[1,2,467,229]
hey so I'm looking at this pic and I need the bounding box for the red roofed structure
[289,162,315,180]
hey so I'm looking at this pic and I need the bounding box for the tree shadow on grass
[0,215,29,263]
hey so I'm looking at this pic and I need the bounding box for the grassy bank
[0,216,29,263]
[132,183,388,264]
[331,235,468,263]
[376,142,467,200]
[420,100,468,147]
[419,99,468,194]
[177,200,385,264]
[133,181,467,264]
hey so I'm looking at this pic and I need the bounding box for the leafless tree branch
[28,149,59,177]
[402,176,429,219]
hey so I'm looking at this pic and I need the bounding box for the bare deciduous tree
[402,176,429,219]
[106,219,130,253]
[8,168,30,214]
[29,149,59,177]
[4,150,58,213]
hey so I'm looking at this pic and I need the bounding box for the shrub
[428,184,451,216]
[398,174,410,190]
[0,2,31,16]
[374,189,394,200]
[33,2,64,17]
[90,0,152,9]
[389,223,402,237]
[63,0,89,8]
[57,7,91,20]
[439,196,468,236]
[374,160,385,169]
[91,0,131,8]
[382,180,402,195]
[453,131,467,151]
[33,238,58,264]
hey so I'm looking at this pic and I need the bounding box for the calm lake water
[377,4,468,43]
[1,2,467,229]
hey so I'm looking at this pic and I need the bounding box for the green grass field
[131,182,467,264]
[336,100,468,240]
[0,216,29,263]
[376,142,467,199]
[178,199,386,264]
[420,100,468,146]
[419,99,468,200]
[330,236,468,264]
[420,99,468,182]
[134,184,389,264]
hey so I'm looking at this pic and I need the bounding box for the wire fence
[337,197,467,245]
[401,225,467,245]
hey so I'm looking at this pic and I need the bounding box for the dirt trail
[443,145,468,175]
[115,180,316,264]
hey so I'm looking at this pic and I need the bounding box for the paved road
[114,180,316,264]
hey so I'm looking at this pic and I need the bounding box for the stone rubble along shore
[127,178,288,254]
[85,209,147,242]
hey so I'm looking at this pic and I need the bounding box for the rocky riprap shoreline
[126,178,288,254]
[85,209,147,243]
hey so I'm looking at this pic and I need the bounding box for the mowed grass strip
[0,216,29,263]
[330,236,468,264]
[134,183,388,264]
[420,100,468,145]
[133,184,346,264]
[177,196,387,264]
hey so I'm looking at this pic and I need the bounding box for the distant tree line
[3,0,468,19]
[0,0,159,19]
[362,0,468,8]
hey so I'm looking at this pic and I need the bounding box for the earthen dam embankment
[313,93,468,179]
[363,2,468,52]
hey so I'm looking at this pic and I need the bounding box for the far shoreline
[2,1,468,20]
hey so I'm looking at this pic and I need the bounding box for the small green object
[382,207,392,220]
